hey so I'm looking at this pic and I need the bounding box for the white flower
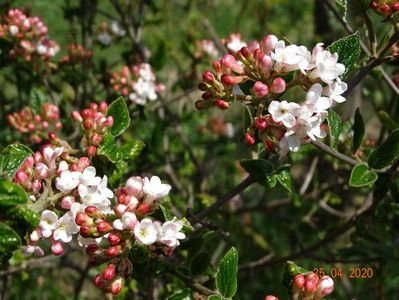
[226,34,247,53]
[43,146,63,171]
[56,170,81,193]
[97,32,112,45]
[53,212,79,243]
[304,114,327,141]
[78,166,101,198]
[304,83,332,113]
[134,218,158,245]
[272,41,311,73]
[111,21,126,37]
[156,218,186,248]
[9,25,19,36]
[126,176,144,197]
[308,50,345,84]
[39,210,58,238]
[323,79,347,103]
[132,78,158,103]
[143,176,171,201]
[268,100,301,128]
[280,131,302,152]
[36,43,48,55]
[97,176,114,199]
[24,245,44,257]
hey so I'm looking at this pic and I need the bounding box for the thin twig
[172,270,216,296]
[299,157,319,195]
[311,140,359,166]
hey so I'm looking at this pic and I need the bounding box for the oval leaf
[352,108,365,153]
[6,205,40,227]
[0,223,21,255]
[378,111,398,131]
[368,129,399,169]
[216,247,238,298]
[327,109,342,150]
[106,96,130,137]
[97,134,122,163]
[30,88,46,115]
[0,180,29,207]
[120,139,145,160]
[0,144,33,178]
[276,168,292,192]
[208,296,223,300]
[349,163,378,187]
[190,251,211,276]
[240,159,273,184]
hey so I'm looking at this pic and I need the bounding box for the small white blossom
[78,166,101,198]
[53,212,79,243]
[143,176,171,201]
[155,218,186,248]
[226,33,247,53]
[268,100,301,128]
[43,146,63,171]
[9,25,19,36]
[308,50,345,84]
[39,210,58,238]
[272,41,311,73]
[56,170,81,193]
[323,79,347,103]
[134,218,158,245]
[304,83,332,113]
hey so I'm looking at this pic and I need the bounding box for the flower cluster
[0,9,59,62]
[71,102,114,157]
[370,0,399,15]
[196,34,348,152]
[96,21,126,46]
[110,63,165,106]
[59,44,92,65]
[7,103,62,144]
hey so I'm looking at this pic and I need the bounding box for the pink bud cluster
[59,44,92,65]
[370,0,399,15]
[292,273,334,300]
[14,145,64,196]
[71,102,114,157]
[110,63,165,106]
[0,9,59,62]
[7,103,62,144]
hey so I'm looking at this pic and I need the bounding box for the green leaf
[0,180,29,207]
[29,88,46,115]
[265,175,277,189]
[0,144,33,178]
[335,0,347,8]
[283,261,311,289]
[368,129,399,169]
[128,244,149,263]
[352,108,365,153]
[0,223,21,256]
[216,247,238,298]
[6,206,40,227]
[159,202,173,221]
[167,289,191,300]
[120,139,145,160]
[190,251,211,275]
[240,159,273,184]
[208,296,223,300]
[349,163,378,187]
[378,111,398,131]
[327,32,361,80]
[327,109,342,150]
[106,97,130,137]
[97,134,122,163]
[276,168,292,192]
[109,160,128,186]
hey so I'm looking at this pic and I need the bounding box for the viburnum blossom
[134,218,158,245]
[155,218,186,249]
[196,33,348,152]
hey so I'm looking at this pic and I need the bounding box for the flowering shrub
[0,1,399,299]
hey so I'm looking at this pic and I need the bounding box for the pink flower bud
[264,139,276,152]
[221,54,245,74]
[77,157,90,171]
[61,196,75,209]
[48,132,57,141]
[108,232,122,246]
[137,203,150,215]
[270,78,286,94]
[212,61,222,73]
[81,109,92,119]
[31,180,42,193]
[240,47,253,61]
[87,146,97,157]
[259,55,273,76]
[314,276,334,300]
[97,221,113,234]
[75,213,91,226]
[260,35,278,54]
[93,274,105,288]
[214,99,230,110]
[15,170,29,183]
[245,133,255,146]
[265,296,278,300]
[34,152,42,163]
[91,133,103,146]
[99,101,108,113]
[126,176,143,197]
[392,3,399,12]
[51,241,64,256]
[255,117,268,131]
[89,103,98,111]
[202,71,215,84]
[83,120,93,130]
[42,121,49,129]
[194,100,205,110]
[85,244,99,256]
[114,204,127,217]
[121,66,130,77]
[109,277,123,295]
[105,245,121,257]
[221,74,245,86]
[28,123,35,131]
[25,156,35,168]
[102,263,117,281]
[380,4,390,14]
[293,274,305,289]
[85,206,101,218]
[80,225,96,238]
[252,81,269,97]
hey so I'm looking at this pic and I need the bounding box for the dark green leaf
[216,247,238,298]
[0,144,33,178]
[265,175,277,188]
[368,129,399,169]
[0,223,21,255]
[106,97,130,137]
[109,160,128,186]
[327,32,361,79]
[208,296,223,300]
[167,289,191,300]
[240,159,273,184]
[159,202,173,221]
[327,109,342,150]
[352,108,365,153]
[6,206,40,227]
[120,139,145,160]
[0,180,29,207]
[349,163,378,187]
[97,134,122,163]
[276,168,292,192]
[378,111,398,131]
[128,244,149,263]
[190,252,211,275]
[29,88,46,115]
